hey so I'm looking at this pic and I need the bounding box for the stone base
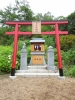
[58,76,65,80]
[15,66,59,77]
[9,76,17,80]
[47,66,56,70]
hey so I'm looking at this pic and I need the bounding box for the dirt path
[0,74,75,100]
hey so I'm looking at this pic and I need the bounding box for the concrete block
[9,76,17,80]
[28,66,37,69]
[58,76,65,80]
[49,73,59,76]
[48,70,55,73]
[38,69,48,73]
[24,73,38,77]
[15,73,25,76]
[16,70,26,73]
[26,69,37,73]
[37,73,50,77]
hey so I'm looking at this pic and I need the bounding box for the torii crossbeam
[5,20,68,77]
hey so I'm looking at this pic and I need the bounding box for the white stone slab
[58,76,65,80]
[9,76,17,79]
[15,73,25,76]
[38,69,49,73]
[16,70,27,73]
[28,66,38,69]
[49,73,59,76]
[15,72,59,77]
[37,73,50,77]
[26,69,37,73]
[24,73,38,77]
[48,70,55,73]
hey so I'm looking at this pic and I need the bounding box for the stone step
[15,72,59,77]
[15,65,59,77]
[16,69,58,73]
[28,65,47,69]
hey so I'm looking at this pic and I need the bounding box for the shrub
[60,34,75,51]
[0,46,12,73]
[62,49,75,65]
[42,35,55,47]
[69,66,75,77]
[0,46,20,73]
[64,65,75,77]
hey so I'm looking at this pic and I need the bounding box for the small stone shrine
[30,38,46,65]
[16,39,57,77]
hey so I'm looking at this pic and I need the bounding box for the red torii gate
[5,20,68,77]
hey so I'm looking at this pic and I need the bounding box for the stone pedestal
[20,43,27,70]
[30,51,46,65]
[47,46,55,70]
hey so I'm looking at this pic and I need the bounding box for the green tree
[67,11,75,34]
[34,12,54,32]
[0,0,34,25]
[34,13,43,20]
[43,12,54,20]
[0,0,34,45]
[54,16,68,31]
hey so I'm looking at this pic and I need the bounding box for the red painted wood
[12,24,18,68]
[41,21,68,25]
[55,23,62,69]
[6,21,32,25]
[6,31,32,35]
[41,31,68,35]
[6,31,68,35]
[6,20,68,25]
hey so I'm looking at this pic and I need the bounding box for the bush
[0,46,12,73]
[69,66,75,77]
[62,49,75,65]
[63,65,75,77]
[42,35,55,47]
[60,34,75,51]
[0,46,20,73]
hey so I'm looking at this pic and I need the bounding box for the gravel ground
[0,74,75,100]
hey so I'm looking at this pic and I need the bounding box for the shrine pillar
[55,23,63,76]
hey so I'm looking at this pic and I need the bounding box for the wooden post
[11,24,18,76]
[55,23,63,76]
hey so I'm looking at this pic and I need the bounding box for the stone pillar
[20,43,27,70]
[47,46,55,70]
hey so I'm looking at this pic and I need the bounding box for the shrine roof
[30,38,45,43]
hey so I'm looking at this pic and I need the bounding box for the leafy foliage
[60,35,75,51]
[42,35,55,47]
[0,26,14,45]
[63,65,75,77]
[62,49,75,65]
[0,0,34,24]
[68,66,75,77]
[67,11,75,34]
[0,46,12,73]
[0,46,20,73]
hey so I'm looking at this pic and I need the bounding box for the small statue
[22,42,26,49]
